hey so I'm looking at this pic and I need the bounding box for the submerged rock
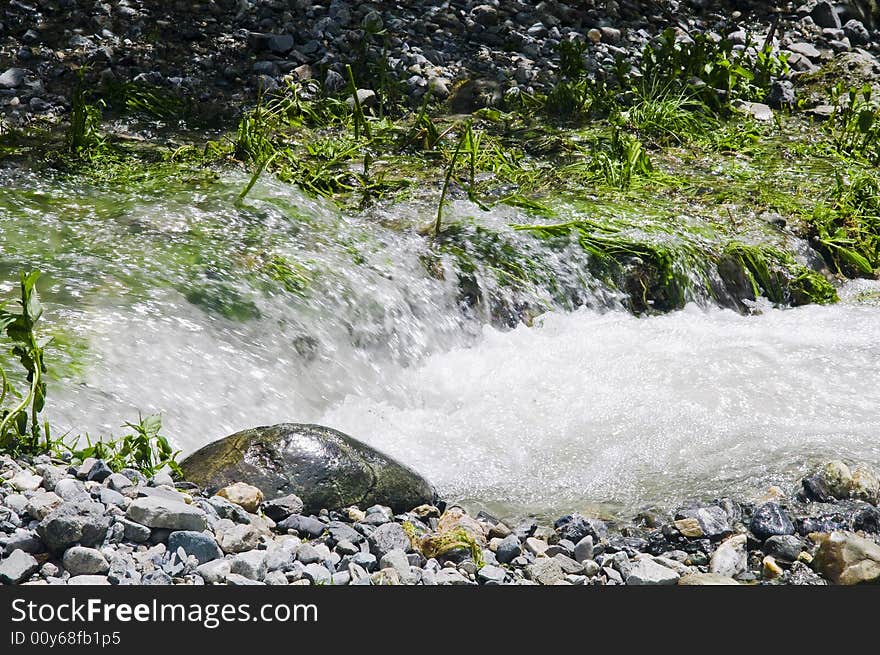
[180,424,435,514]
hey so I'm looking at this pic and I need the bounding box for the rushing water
[2,169,879,520]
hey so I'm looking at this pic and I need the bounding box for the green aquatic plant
[544,80,592,120]
[65,414,182,478]
[346,64,372,141]
[584,127,653,189]
[827,83,880,165]
[403,521,485,567]
[809,169,880,277]
[638,29,787,110]
[259,254,312,296]
[723,242,838,305]
[435,121,478,235]
[558,37,590,79]
[515,218,698,311]
[66,69,105,154]
[618,92,717,146]
[101,80,184,122]
[234,92,276,164]
[516,219,838,311]
[0,271,51,454]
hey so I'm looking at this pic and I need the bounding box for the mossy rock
[180,423,436,514]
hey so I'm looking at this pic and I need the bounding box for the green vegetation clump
[515,220,838,312]
[810,170,880,277]
[403,521,485,568]
[723,242,838,306]
[66,71,105,154]
[827,83,880,165]
[636,29,788,109]
[65,414,182,478]
[0,272,50,454]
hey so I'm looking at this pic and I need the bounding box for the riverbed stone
[812,531,880,585]
[4,494,27,514]
[25,491,62,520]
[853,505,880,533]
[379,549,419,584]
[851,464,880,504]
[265,570,288,585]
[525,558,565,585]
[180,424,435,514]
[0,549,39,584]
[750,502,795,541]
[197,558,231,584]
[327,521,364,546]
[626,558,679,585]
[168,531,223,565]
[477,564,506,585]
[675,505,731,539]
[811,0,841,29]
[1,529,42,555]
[553,513,591,542]
[67,574,110,585]
[261,494,304,522]
[495,534,522,564]
[435,568,473,585]
[709,534,747,577]
[525,536,549,555]
[823,460,854,499]
[573,535,594,563]
[276,513,325,538]
[37,501,111,553]
[54,478,89,502]
[126,497,207,531]
[226,572,263,586]
[119,518,151,543]
[302,562,331,585]
[733,100,773,121]
[217,482,264,513]
[62,546,109,575]
[553,553,586,575]
[86,460,113,482]
[678,572,741,585]
[296,543,321,564]
[106,473,133,492]
[351,551,377,571]
[0,68,26,89]
[368,521,411,558]
[230,550,267,581]
[99,488,126,507]
[214,518,263,554]
[801,473,833,502]
[10,470,43,492]
[437,507,486,546]
[763,534,804,562]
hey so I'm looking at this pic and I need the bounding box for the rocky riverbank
[3,1,880,129]
[1,449,878,586]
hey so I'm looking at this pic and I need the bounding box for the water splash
[2,170,879,519]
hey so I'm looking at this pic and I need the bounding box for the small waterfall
[2,169,878,519]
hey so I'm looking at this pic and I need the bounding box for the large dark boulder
[180,424,436,514]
